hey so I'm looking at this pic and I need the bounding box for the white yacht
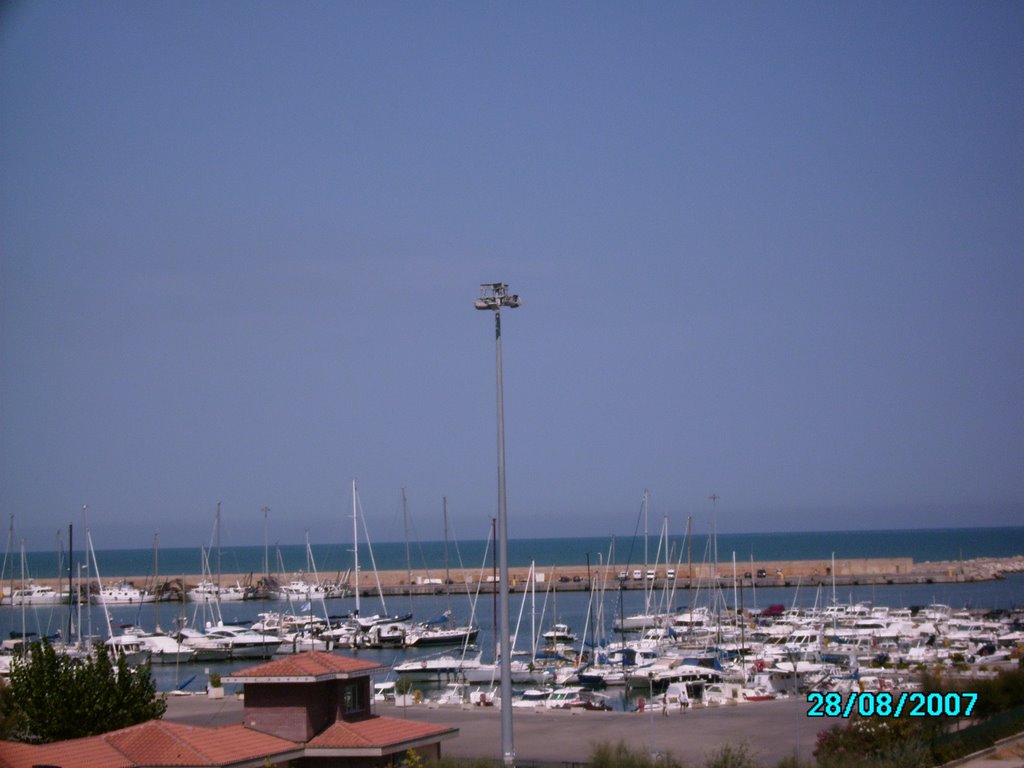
[5,582,67,606]
[393,652,484,682]
[187,580,249,602]
[91,581,156,605]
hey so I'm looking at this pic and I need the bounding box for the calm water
[3,569,1022,695]
[6,527,1024,582]
[4,526,1021,697]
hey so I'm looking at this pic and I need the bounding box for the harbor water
[2,568,1022,700]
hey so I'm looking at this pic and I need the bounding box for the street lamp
[475,282,520,767]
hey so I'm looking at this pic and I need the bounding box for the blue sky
[2,1,1022,551]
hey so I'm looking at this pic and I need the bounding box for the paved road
[165,693,819,765]
[387,698,816,766]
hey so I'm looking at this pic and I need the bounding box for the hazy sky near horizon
[2,2,1022,552]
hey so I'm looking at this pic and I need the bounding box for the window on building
[343,683,364,713]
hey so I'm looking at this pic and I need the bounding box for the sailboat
[272,531,349,600]
[187,505,249,602]
[403,610,481,647]
[399,495,478,648]
[319,481,408,648]
[89,527,156,606]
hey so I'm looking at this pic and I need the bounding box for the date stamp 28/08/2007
[807,691,978,719]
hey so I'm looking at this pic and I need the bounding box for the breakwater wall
[16,555,1023,599]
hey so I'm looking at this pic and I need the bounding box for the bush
[814,718,930,768]
[3,641,166,743]
[704,742,758,768]
[773,757,814,768]
[590,740,684,768]
[929,704,1024,765]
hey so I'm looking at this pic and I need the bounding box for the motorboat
[404,623,479,647]
[176,627,232,662]
[393,652,484,682]
[92,581,156,605]
[613,612,673,632]
[462,658,547,685]
[137,631,197,665]
[109,625,196,665]
[272,574,349,601]
[542,623,578,644]
[104,633,150,665]
[187,580,250,602]
[364,621,411,648]
[511,688,551,708]
[5,582,67,606]
[320,621,361,648]
[203,624,282,659]
[275,630,333,654]
[543,686,610,711]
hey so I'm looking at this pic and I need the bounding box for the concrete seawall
[17,555,1023,599]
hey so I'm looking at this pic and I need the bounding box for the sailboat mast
[686,515,693,618]
[442,499,450,593]
[402,488,412,614]
[262,506,271,578]
[19,540,26,645]
[82,505,92,641]
[352,480,360,617]
[215,501,222,591]
[442,497,451,607]
[643,489,649,579]
[709,494,720,577]
[153,533,160,629]
[4,514,13,603]
[831,551,837,606]
[67,523,74,641]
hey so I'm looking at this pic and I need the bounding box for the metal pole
[494,307,514,767]
[475,282,520,768]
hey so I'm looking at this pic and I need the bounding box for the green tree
[0,679,23,739]
[3,641,167,743]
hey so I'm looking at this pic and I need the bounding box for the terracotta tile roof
[110,721,299,765]
[0,735,133,768]
[307,715,457,750]
[227,650,384,681]
[0,722,300,768]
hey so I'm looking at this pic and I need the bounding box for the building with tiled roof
[0,651,457,768]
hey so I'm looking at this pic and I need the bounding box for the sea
[2,527,1022,697]
[7,526,1024,582]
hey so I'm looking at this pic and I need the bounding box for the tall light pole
[474,282,521,767]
